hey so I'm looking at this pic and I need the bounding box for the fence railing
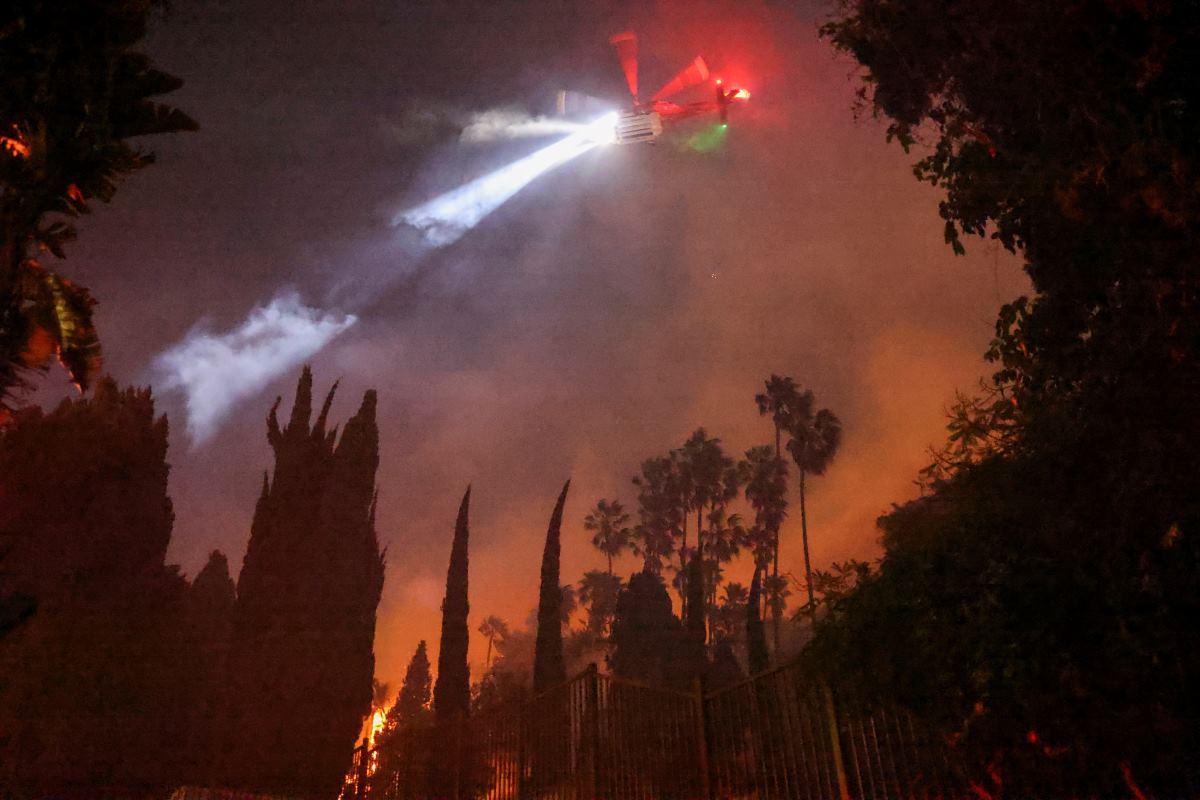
[349,660,953,800]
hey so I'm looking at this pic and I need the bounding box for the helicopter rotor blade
[609,31,639,102]
[650,56,710,101]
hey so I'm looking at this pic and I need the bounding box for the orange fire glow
[1,135,30,158]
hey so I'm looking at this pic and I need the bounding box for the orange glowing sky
[40,0,1029,695]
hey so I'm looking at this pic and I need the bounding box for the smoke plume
[154,293,356,443]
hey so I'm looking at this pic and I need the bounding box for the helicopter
[605,31,750,145]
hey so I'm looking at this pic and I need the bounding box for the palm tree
[559,583,578,628]
[583,499,637,576]
[676,429,741,627]
[632,454,685,575]
[1,3,197,411]
[785,401,843,617]
[740,444,788,564]
[677,429,737,554]
[577,571,622,638]
[478,616,509,672]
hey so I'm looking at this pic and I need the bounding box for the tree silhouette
[584,498,637,576]
[677,428,738,556]
[710,581,748,650]
[0,378,189,792]
[478,616,509,672]
[392,641,432,728]
[0,1,196,409]
[610,570,686,687]
[578,570,622,638]
[435,487,472,722]
[785,397,842,615]
[219,368,384,796]
[375,641,433,799]
[183,550,235,786]
[740,444,788,568]
[754,377,803,647]
[746,566,770,675]
[534,481,570,692]
[632,454,684,576]
[813,4,1200,794]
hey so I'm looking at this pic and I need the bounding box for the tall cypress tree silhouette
[219,368,384,796]
[534,481,570,693]
[434,487,472,721]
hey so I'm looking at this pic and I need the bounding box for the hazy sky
[43,0,1028,687]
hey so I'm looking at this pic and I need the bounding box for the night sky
[39,0,1027,686]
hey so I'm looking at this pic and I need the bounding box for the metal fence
[351,660,953,800]
[704,661,952,800]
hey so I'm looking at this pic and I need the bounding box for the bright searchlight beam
[396,111,618,247]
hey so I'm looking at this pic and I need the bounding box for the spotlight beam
[395,112,618,247]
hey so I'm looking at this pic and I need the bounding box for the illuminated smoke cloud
[156,293,356,443]
[459,109,582,142]
[396,112,617,247]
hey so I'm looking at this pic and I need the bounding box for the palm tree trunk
[607,553,613,576]
[485,637,493,671]
[772,425,783,654]
[799,469,815,614]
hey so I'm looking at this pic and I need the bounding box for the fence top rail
[468,662,600,723]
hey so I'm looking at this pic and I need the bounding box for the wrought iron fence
[356,660,953,800]
[704,661,952,800]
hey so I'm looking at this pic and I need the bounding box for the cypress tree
[434,487,472,721]
[219,368,384,796]
[393,640,432,727]
[747,566,770,675]
[533,481,570,693]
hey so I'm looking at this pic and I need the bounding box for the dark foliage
[746,566,769,676]
[0,0,196,408]
[393,640,432,728]
[533,481,570,692]
[434,486,472,721]
[708,640,744,691]
[816,2,1200,795]
[373,641,434,798]
[577,569,622,638]
[0,378,189,793]
[609,570,688,688]
[181,550,235,786]
[218,368,384,796]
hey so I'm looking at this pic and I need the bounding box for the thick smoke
[155,293,356,443]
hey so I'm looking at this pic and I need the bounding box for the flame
[369,708,386,744]
[1,135,30,158]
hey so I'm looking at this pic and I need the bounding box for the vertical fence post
[587,662,602,800]
[822,682,852,800]
[516,703,526,798]
[354,737,370,800]
[692,675,713,800]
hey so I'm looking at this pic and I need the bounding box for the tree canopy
[814,3,1200,795]
[0,0,196,410]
